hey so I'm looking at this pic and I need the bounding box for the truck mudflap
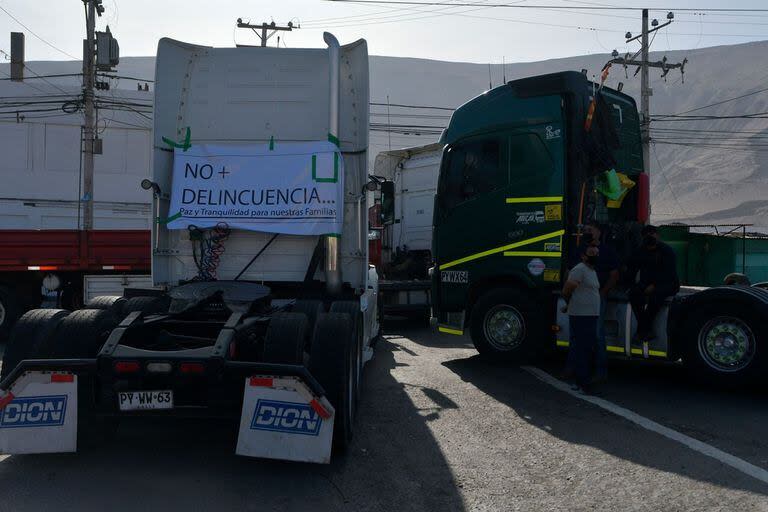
[0,371,78,454]
[237,375,335,464]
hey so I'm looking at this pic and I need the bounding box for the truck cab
[432,71,643,343]
[431,71,768,385]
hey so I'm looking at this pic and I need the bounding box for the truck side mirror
[381,181,395,225]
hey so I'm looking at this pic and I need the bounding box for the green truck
[429,71,768,383]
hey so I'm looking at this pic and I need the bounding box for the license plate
[118,390,174,411]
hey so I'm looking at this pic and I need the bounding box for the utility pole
[236,19,296,47]
[640,9,650,175]
[82,0,99,231]
[607,10,686,176]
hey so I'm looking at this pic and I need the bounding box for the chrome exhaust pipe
[324,32,342,296]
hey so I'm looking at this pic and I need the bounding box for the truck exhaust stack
[324,32,342,295]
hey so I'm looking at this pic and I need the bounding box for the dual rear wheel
[261,300,363,451]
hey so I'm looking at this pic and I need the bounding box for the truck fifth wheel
[0,34,379,463]
[430,71,768,385]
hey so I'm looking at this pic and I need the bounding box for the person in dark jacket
[628,225,680,341]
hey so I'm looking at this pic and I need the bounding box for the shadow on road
[442,352,768,497]
[382,316,473,350]
[0,339,466,512]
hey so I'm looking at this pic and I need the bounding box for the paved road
[1,322,767,511]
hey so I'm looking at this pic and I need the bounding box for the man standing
[579,221,619,381]
[562,245,601,393]
[628,225,680,341]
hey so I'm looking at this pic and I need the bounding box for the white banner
[166,141,344,235]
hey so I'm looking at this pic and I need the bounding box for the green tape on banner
[326,233,342,238]
[157,211,182,224]
[327,133,340,147]
[269,135,274,150]
[311,152,339,183]
[162,127,191,151]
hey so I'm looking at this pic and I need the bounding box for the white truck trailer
[0,83,153,338]
[371,143,441,317]
[0,33,377,463]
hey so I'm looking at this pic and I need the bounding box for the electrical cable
[654,85,768,119]
[322,1,768,12]
[0,4,79,60]
[190,223,231,281]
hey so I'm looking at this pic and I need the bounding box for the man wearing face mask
[572,221,620,382]
[628,225,680,341]
[562,245,601,393]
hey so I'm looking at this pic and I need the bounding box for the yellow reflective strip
[630,348,643,355]
[505,196,564,204]
[439,229,566,270]
[438,327,463,335]
[556,340,569,347]
[648,350,667,357]
[606,346,624,353]
[503,251,562,258]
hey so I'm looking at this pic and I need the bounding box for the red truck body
[0,230,150,272]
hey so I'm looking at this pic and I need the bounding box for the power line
[98,73,155,83]
[0,73,83,81]
[303,0,498,27]
[324,1,768,12]
[654,85,768,119]
[370,101,455,110]
[0,49,74,95]
[651,142,689,219]
[653,140,768,152]
[0,4,79,60]
[0,66,53,95]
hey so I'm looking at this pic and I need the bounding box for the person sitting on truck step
[562,245,601,394]
[628,225,680,342]
[570,221,620,382]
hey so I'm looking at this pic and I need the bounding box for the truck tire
[293,300,324,341]
[0,285,21,340]
[469,288,543,362]
[51,309,118,358]
[309,312,355,451]
[681,302,765,385]
[86,296,128,316]
[121,296,169,317]
[1,309,70,381]
[262,312,308,364]
[330,301,363,407]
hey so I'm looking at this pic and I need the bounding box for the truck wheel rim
[697,316,755,372]
[483,304,525,351]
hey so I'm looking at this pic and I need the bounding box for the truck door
[433,127,565,315]
[433,134,508,315]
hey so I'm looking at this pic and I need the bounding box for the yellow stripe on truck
[503,251,562,258]
[439,229,566,270]
[505,196,564,204]
[438,326,464,335]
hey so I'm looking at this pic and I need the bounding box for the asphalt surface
[1,321,768,511]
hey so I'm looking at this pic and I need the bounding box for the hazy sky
[2,0,768,64]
